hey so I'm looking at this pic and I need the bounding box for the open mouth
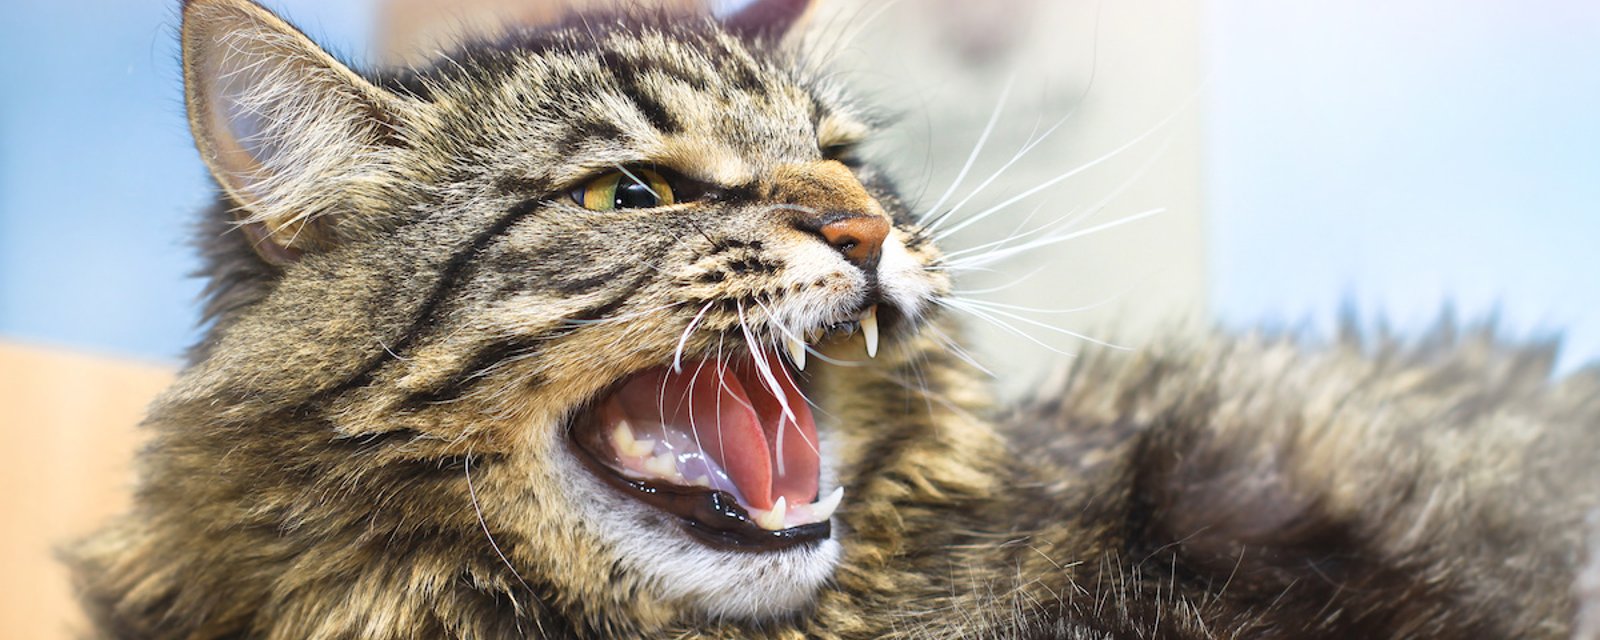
[571,306,883,552]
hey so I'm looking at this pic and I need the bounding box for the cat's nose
[818,215,889,268]
[771,161,892,271]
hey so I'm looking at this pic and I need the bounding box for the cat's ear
[715,0,813,41]
[182,0,417,265]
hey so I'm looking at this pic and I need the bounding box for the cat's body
[69,1,1599,638]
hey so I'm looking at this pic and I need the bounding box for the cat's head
[175,0,951,627]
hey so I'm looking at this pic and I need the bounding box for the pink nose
[818,215,890,267]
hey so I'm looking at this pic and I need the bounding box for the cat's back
[1001,327,1600,638]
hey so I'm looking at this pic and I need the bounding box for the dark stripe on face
[310,200,545,403]
[599,52,680,135]
[396,273,652,410]
[486,244,639,297]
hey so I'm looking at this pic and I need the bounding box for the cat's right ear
[182,0,421,265]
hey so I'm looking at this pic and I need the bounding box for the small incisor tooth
[861,305,880,358]
[786,336,807,371]
[811,486,845,521]
[645,452,678,478]
[756,496,788,531]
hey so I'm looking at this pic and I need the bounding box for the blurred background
[2,0,1596,636]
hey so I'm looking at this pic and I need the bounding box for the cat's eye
[572,169,675,211]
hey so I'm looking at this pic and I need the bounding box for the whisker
[947,265,1051,296]
[672,300,717,373]
[942,297,1129,351]
[917,75,1016,225]
[942,207,1166,271]
[921,106,1079,234]
[924,323,996,378]
[933,298,1081,358]
[612,163,660,200]
[931,88,1199,242]
[949,296,1121,316]
[464,451,533,595]
[941,126,1178,266]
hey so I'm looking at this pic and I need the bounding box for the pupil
[614,181,658,209]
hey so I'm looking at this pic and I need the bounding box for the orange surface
[0,342,174,639]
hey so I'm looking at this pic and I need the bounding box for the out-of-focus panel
[0,342,173,640]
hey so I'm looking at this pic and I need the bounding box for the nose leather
[819,215,889,266]
[770,161,892,271]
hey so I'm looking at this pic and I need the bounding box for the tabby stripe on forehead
[599,51,680,134]
[311,200,544,403]
[397,273,651,410]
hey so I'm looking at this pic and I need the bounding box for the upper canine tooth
[756,496,788,531]
[786,336,807,371]
[861,305,880,358]
[811,486,845,521]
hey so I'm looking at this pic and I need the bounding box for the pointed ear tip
[181,0,273,28]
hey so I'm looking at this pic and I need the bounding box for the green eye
[572,168,675,211]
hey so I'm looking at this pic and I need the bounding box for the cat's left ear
[715,0,814,41]
[182,0,424,265]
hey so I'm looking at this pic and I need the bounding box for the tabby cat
[69,0,1600,637]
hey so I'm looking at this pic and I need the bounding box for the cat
[67,0,1600,637]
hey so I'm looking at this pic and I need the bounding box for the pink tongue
[614,356,819,510]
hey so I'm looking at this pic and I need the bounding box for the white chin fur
[556,448,842,621]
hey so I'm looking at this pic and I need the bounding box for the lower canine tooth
[861,305,880,358]
[811,487,844,521]
[756,496,788,531]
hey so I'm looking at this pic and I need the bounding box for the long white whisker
[464,452,533,595]
[612,164,660,200]
[924,323,996,378]
[917,76,1016,224]
[673,300,717,373]
[938,204,1072,262]
[932,89,1199,242]
[922,107,1078,233]
[948,265,1052,296]
[684,355,713,485]
[950,296,1120,316]
[745,297,819,457]
[943,298,1130,351]
[943,125,1179,265]
[933,298,1081,358]
[943,207,1166,271]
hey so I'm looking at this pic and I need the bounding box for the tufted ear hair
[715,0,814,41]
[182,0,420,265]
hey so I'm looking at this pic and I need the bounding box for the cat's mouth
[570,309,884,552]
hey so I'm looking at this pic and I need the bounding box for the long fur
[67,1,1599,638]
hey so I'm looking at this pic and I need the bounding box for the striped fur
[67,1,1600,638]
